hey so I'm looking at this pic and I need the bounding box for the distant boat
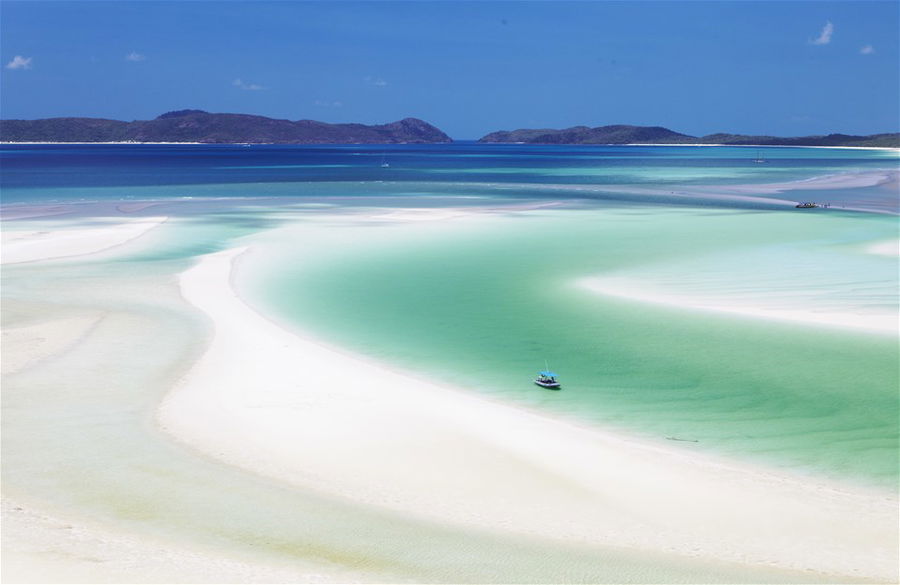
[379,153,390,168]
[753,150,767,163]
[534,370,561,389]
[795,202,818,208]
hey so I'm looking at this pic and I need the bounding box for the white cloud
[364,75,388,87]
[5,55,32,70]
[810,21,834,45]
[125,52,146,62]
[860,45,875,55]
[314,100,344,108]
[233,78,267,91]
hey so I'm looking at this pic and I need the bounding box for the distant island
[3,112,898,148]
[0,110,452,144]
[479,124,900,148]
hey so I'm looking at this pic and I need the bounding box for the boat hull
[534,380,561,389]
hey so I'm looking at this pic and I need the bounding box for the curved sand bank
[728,169,899,193]
[1,216,371,584]
[689,170,900,214]
[577,276,898,335]
[159,245,898,582]
[461,168,898,213]
[0,216,167,264]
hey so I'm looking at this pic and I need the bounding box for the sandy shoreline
[2,200,897,583]
[0,216,167,264]
[1,498,344,584]
[157,244,897,582]
[576,276,898,335]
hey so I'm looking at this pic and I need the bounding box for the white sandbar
[0,498,342,584]
[577,276,898,335]
[867,239,900,256]
[158,245,897,582]
[1,314,104,375]
[1,216,167,264]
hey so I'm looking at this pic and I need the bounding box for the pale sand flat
[577,276,898,335]
[116,202,167,213]
[0,216,167,264]
[1,314,105,375]
[866,239,900,256]
[701,170,899,194]
[158,246,898,582]
[0,205,75,220]
[1,499,344,584]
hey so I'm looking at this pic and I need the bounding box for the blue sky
[1,1,898,139]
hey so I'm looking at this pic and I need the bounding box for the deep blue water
[1,142,896,204]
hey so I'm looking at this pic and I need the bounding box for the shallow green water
[254,205,899,488]
[4,213,851,584]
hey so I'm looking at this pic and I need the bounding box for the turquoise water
[253,206,898,488]
[3,143,898,490]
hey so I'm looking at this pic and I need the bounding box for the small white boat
[534,370,561,389]
[753,150,767,163]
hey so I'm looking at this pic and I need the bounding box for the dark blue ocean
[2,143,897,209]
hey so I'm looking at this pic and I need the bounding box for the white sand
[1,216,166,264]
[1,314,104,375]
[158,245,897,582]
[577,276,898,335]
[706,170,899,194]
[0,205,76,220]
[3,203,896,582]
[867,239,900,256]
[1,499,342,584]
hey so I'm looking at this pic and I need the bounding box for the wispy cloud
[314,99,344,108]
[125,52,146,62]
[364,76,388,87]
[5,55,33,70]
[810,21,834,45]
[860,45,875,55]
[233,78,267,91]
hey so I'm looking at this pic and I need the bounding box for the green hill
[0,110,452,144]
[480,125,899,147]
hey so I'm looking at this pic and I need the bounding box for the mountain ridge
[479,124,899,148]
[0,110,452,144]
[2,113,897,147]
